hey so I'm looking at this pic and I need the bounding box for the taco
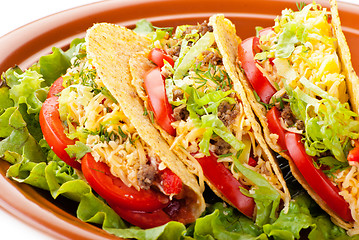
[39,23,205,229]
[125,15,291,225]
[236,0,359,234]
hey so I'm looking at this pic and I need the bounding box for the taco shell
[235,0,359,231]
[129,15,290,216]
[85,23,205,222]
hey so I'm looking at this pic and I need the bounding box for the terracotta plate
[0,0,358,239]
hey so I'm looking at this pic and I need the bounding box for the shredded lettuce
[173,31,215,81]
[181,85,244,155]
[288,77,359,162]
[233,161,281,227]
[275,22,308,58]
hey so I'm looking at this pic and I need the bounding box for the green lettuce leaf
[190,202,267,240]
[263,194,351,240]
[39,38,85,86]
[0,86,14,114]
[0,107,45,164]
[65,141,91,161]
[8,69,48,114]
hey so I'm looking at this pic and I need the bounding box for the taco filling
[237,1,359,232]
[130,16,290,225]
[39,37,204,229]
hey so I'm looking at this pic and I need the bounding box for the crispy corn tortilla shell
[85,23,205,222]
[235,0,357,230]
[209,14,290,211]
[130,15,290,215]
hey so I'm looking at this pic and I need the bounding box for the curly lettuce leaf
[8,69,48,114]
[39,38,85,86]
[0,107,45,164]
[0,86,14,114]
[263,194,351,240]
[189,202,267,240]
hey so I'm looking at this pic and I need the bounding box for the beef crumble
[201,50,222,66]
[173,104,189,121]
[211,137,231,155]
[275,98,305,130]
[218,100,239,127]
[137,164,157,190]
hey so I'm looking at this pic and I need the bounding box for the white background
[0,0,357,239]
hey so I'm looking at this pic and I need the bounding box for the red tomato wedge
[111,205,171,229]
[347,140,359,164]
[39,97,81,170]
[266,107,287,150]
[81,153,170,212]
[143,67,176,136]
[148,48,174,68]
[47,77,65,98]
[159,168,183,195]
[285,132,352,222]
[195,153,255,218]
[238,37,276,104]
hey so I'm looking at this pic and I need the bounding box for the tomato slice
[81,153,170,212]
[148,48,174,68]
[285,132,352,222]
[143,67,176,136]
[111,205,171,229]
[238,37,276,104]
[47,77,65,98]
[39,97,81,170]
[266,107,287,150]
[195,153,255,218]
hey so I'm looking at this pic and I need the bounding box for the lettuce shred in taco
[236,0,359,234]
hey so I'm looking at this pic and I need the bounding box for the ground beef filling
[166,21,213,61]
[211,137,231,155]
[275,100,305,131]
[137,164,157,190]
[218,100,239,127]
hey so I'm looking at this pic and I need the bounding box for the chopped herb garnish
[117,125,128,139]
[148,110,155,123]
[193,62,232,91]
[296,1,306,11]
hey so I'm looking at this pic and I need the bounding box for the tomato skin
[111,205,171,229]
[285,132,353,222]
[266,107,287,150]
[39,97,81,170]
[347,141,359,164]
[238,37,276,104]
[148,48,174,68]
[159,168,183,195]
[144,67,176,136]
[47,77,64,98]
[195,152,255,218]
[247,157,257,167]
[81,153,170,212]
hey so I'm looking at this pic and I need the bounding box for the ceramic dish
[0,0,358,239]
